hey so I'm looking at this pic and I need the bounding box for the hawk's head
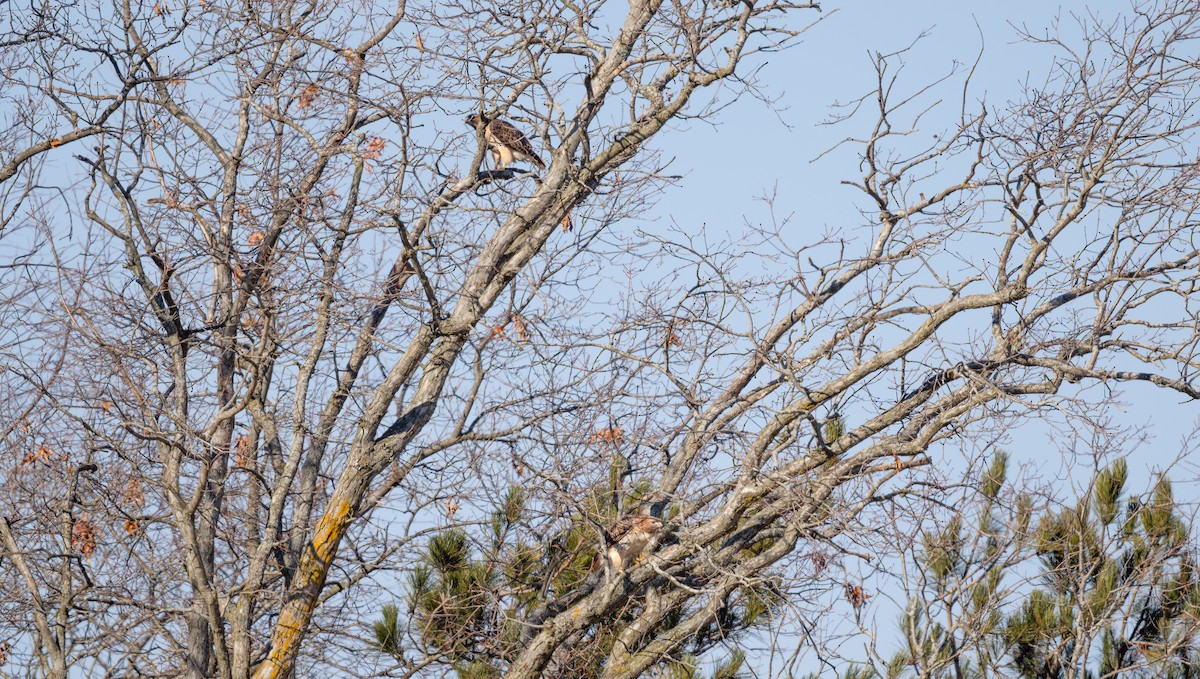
[464,113,484,129]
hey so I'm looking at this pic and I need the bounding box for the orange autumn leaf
[124,518,141,536]
[561,213,572,232]
[49,138,64,148]
[247,231,265,247]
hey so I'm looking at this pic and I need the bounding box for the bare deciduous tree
[3,0,1200,678]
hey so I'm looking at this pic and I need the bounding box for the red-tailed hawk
[465,113,546,171]
[598,514,662,575]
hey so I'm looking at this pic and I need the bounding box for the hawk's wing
[607,515,662,545]
[487,118,540,159]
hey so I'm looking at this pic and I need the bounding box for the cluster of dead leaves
[20,445,56,467]
[363,137,386,160]
[159,188,182,210]
[589,426,624,446]
[241,313,263,334]
[511,314,529,342]
[663,320,688,350]
[121,478,146,536]
[486,314,531,343]
[844,581,870,610]
[809,550,830,574]
[362,137,386,171]
[234,434,254,468]
[297,84,320,110]
[232,232,266,283]
[121,478,145,508]
[72,515,99,559]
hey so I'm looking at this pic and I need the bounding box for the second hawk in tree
[594,514,663,577]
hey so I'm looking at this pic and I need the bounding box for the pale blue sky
[652,0,1198,487]
[669,0,1077,226]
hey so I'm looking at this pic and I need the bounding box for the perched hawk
[465,113,546,171]
[599,514,662,575]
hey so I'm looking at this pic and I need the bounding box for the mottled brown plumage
[465,113,546,171]
[603,514,662,574]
